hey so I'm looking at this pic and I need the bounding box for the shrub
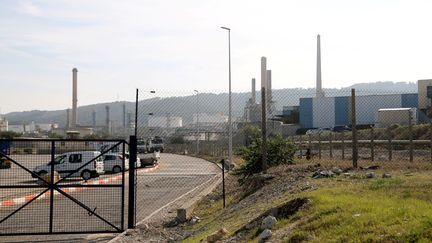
[235,126,296,181]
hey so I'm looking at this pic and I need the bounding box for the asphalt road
[0,153,219,242]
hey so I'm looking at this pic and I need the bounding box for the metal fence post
[135,89,139,137]
[128,135,137,229]
[221,159,226,208]
[351,88,358,168]
[430,122,432,163]
[408,109,413,162]
[299,135,303,158]
[261,87,267,173]
[370,126,375,161]
[387,128,392,161]
[329,132,333,158]
[49,140,55,233]
[341,133,345,160]
[318,133,322,159]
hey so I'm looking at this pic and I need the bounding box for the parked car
[137,139,147,153]
[32,151,105,181]
[332,125,352,132]
[124,153,142,168]
[139,151,160,167]
[146,136,164,153]
[305,128,331,135]
[103,153,129,173]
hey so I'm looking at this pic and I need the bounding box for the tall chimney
[122,103,126,128]
[316,35,324,98]
[127,112,132,128]
[251,78,256,104]
[105,106,110,135]
[261,57,267,117]
[66,108,70,128]
[72,68,78,127]
[266,70,272,115]
[105,106,110,127]
[92,110,96,127]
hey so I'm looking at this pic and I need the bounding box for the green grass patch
[285,173,432,242]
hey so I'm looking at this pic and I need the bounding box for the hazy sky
[1,0,432,113]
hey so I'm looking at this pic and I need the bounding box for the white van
[32,151,105,181]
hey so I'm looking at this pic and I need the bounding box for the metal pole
[134,89,138,137]
[121,142,125,231]
[351,88,358,168]
[221,159,226,208]
[228,29,233,169]
[128,135,137,229]
[408,109,413,162]
[261,87,267,173]
[370,126,375,161]
[329,132,333,158]
[49,140,55,233]
[195,90,200,154]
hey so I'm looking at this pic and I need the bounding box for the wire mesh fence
[135,87,431,173]
[0,139,127,235]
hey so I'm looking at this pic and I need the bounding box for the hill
[2,81,417,127]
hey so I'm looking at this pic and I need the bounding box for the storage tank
[377,108,417,128]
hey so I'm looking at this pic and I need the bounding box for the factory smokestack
[316,35,324,98]
[261,57,267,116]
[122,103,126,128]
[266,70,272,115]
[127,112,132,129]
[105,106,110,135]
[92,110,96,127]
[251,78,256,104]
[72,68,78,127]
[66,108,70,128]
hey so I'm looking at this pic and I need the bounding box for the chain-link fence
[134,89,222,224]
[0,139,127,235]
[134,87,431,174]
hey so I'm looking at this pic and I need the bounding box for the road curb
[0,164,159,208]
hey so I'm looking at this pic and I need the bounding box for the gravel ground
[111,173,221,243]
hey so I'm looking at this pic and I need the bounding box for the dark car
[332,125,351,132]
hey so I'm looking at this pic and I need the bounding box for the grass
[181,155,432,242]
[285,172,432,242]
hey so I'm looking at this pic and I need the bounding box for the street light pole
[221,26,232,168]
[194,90,200,154]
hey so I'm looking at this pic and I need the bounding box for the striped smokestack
[72,68,78,127]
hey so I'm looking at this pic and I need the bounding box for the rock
[207,228,229,242]
[190,215,200,224]
[382,173,392,178]
[361,165,380,170]
[259,229,272,242]
[343,172,352,177]
[260,216,277,230]
[312,170,335,179]
[365,172,375,178]
[332,167,343,175]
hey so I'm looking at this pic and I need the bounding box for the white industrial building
[148,116,182,128]
[192,113,228,125]
[0,118,8,132]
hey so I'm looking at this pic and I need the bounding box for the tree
[0,131,20,139]
[235,128,296,181]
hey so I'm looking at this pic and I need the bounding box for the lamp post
[221,26,232,168]
[194,90,200,154]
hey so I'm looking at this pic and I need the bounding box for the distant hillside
[2,81,417,127]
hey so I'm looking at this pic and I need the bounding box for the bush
[235,126,296,181]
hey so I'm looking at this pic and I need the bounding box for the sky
[1,0,432,113]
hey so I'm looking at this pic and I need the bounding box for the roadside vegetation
[181,153,432,242]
